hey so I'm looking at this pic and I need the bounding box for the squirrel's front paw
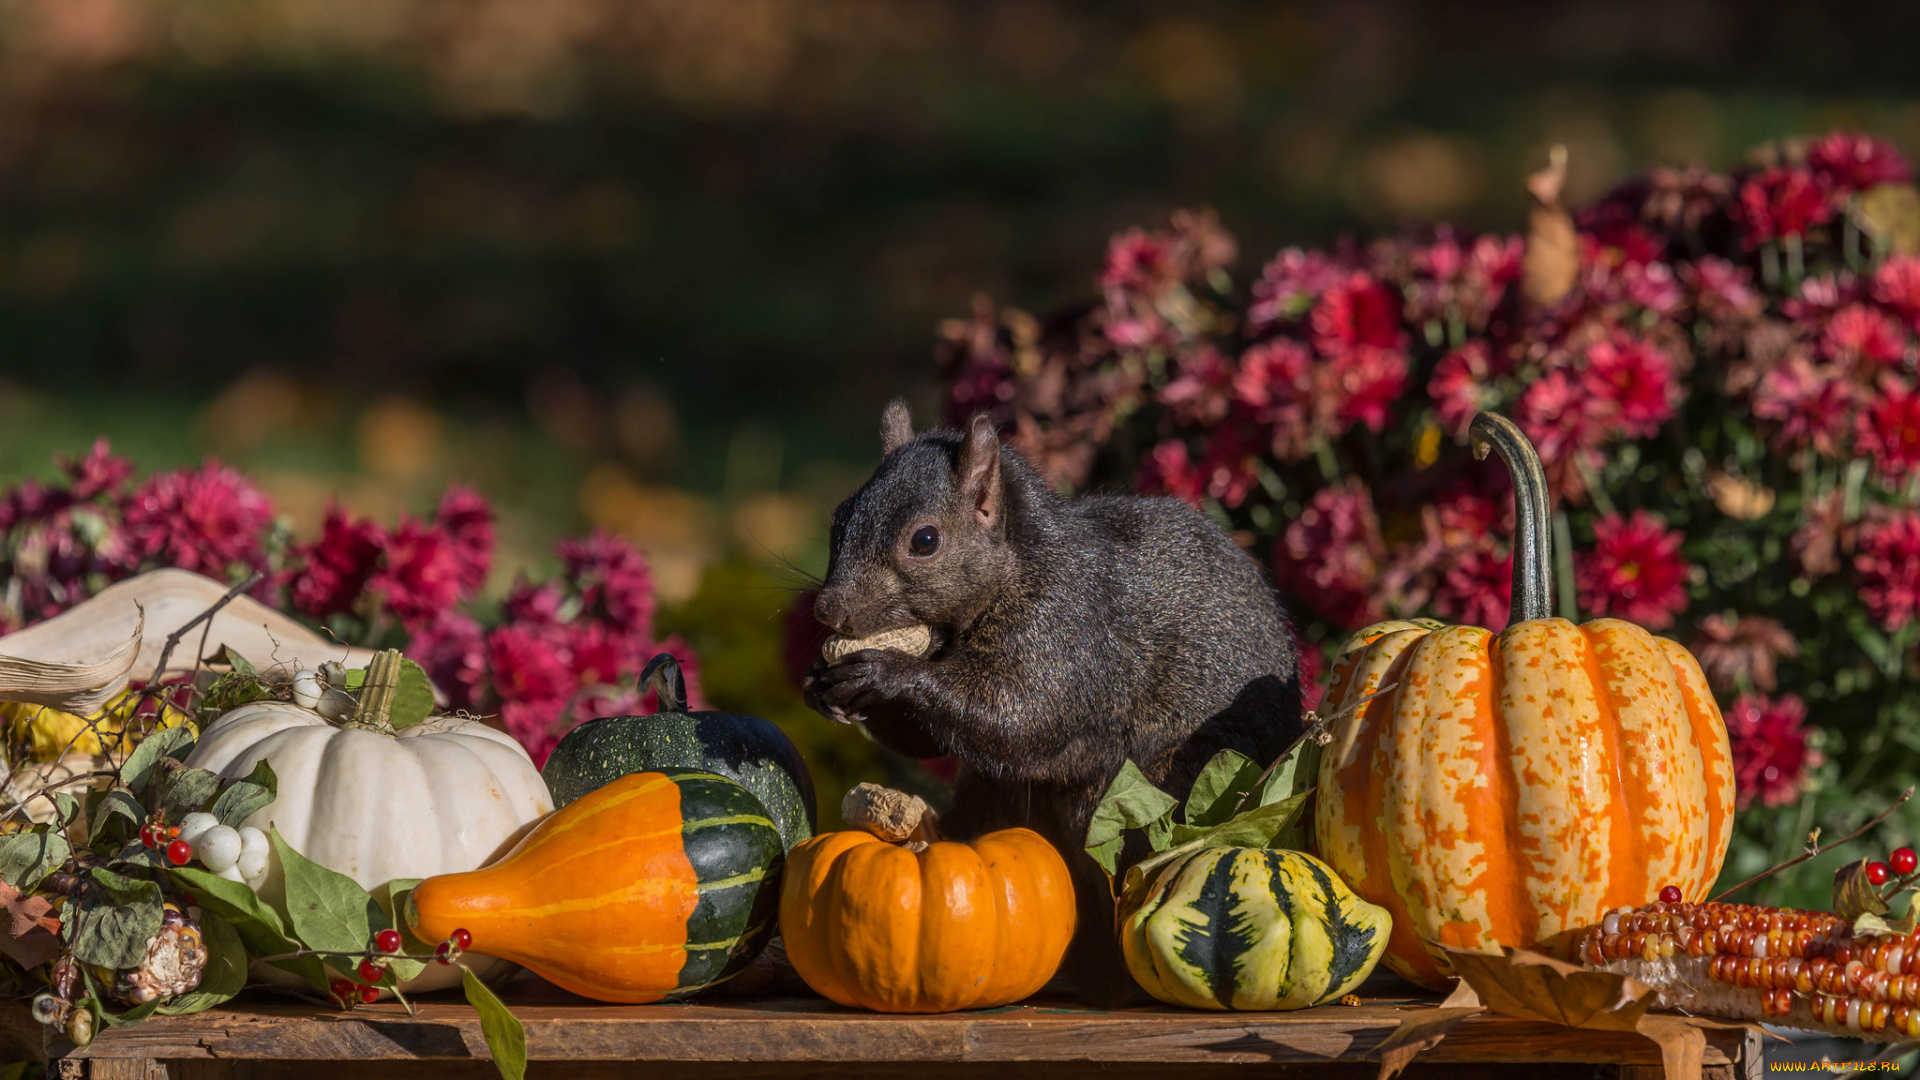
[807,648,918,723]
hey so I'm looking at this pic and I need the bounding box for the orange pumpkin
[1312,413,1735,988]
[779,785,1076,1012]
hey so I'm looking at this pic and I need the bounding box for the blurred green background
[4,0,1920,822]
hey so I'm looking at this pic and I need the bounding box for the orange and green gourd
[1312,412,1736,988]
[408,768,783,1003]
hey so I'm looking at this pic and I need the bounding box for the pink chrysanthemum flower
[1753,356,1858,458]
[289,504,385,619]
[1582,335,1678,439]
[1855,377,1920,481]
[1428,342,1498,439]
[121,461,274,577]
[559,531,657,641]
[1574,511,1694,630]
[1806,132,1913,194]
[1272,482,1387,630]
[1136,440,1206,508]
[1726,693,1822,810]
[1734,166,1834,247]
[1855,510,1920,632]
[1821,303,1909,369]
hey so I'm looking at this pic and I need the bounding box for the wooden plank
[48,991,1746,1070]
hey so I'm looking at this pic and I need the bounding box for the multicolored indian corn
[1580,900,1920,1040]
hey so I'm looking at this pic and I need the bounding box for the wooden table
[10,976,1760,1080]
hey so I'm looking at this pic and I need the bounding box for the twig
[1711,786,1915,903]
[145,572,264,689]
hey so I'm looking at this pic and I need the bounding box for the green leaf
[461,963,527,1080]
[220,646,260,677]
[1083,761,1179,876]
[209,759,277,828]
[1258,736,1323,849]
[1165,789,1311,850]
[66,868,164,969]
[198,669,274,723]
[374,878,429,983]
[272,827,378,955]
[388,658,436,731]
[342,667,366,691]
[169,865,327,992]
[159,767,223,822]
[0,830,70,891]
[1835,856,1894,920]
[159,909,247,1015]
[1183,749,1263,829]
[50,791,81,829]
[90,789,145,844]
[119,727,196,798]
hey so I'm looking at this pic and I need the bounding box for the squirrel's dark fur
[803,401,1303,1002]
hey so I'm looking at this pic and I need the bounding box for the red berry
[376,929,402,954]
[434,942,452,965]
[451,928,473,950]
[165,840,192,866]
[329,979,355,1007]
[358,985,379,1004]
[1658,885,1683,904]
[138,824,156,848]
[357,958,384,983]
[1869,861,1892,885]
[167,826,181,839]
[1894,848,1917,877]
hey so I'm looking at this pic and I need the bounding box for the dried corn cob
[1577,900,1920,1040]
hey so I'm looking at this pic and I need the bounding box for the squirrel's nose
[813,590,852,634]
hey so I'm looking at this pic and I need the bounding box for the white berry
[195,825,243,872]
[238,826,268,856]
[236,842,269,884]
[291,670,323,710]
[216,863,246,882]
[176,812,219,847]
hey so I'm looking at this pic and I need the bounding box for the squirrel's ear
[880,398,914,456]
[958,414,1003,528]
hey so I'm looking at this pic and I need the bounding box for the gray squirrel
[802,400,1303,1001]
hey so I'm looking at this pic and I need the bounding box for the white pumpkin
[185,698,554,992]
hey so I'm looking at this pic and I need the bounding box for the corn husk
[0,568,380,717]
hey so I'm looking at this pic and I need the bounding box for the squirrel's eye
[908,525,941,557]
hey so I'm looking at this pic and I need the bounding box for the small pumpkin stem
[841,783,941,848]
[1470,412,1555,627]
[641,653,689,714]
[346,649,401,733]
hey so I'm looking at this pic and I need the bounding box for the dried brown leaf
[0,880,53,939]
[1636,1014,1705,1080]
[1521,146,1577,307]
[1443,945,1656,1031]
[1372,1005,1485,1080]
[0,880,60,969]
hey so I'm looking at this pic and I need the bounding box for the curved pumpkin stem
[641,652,690,714]
[1470,412,1554,627]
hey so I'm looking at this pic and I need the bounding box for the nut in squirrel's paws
[822,624,932,664]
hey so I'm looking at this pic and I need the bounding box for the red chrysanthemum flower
[1158,345,1236,426]
[1101,228,1173,292]
[1752,356,1857,458]
[1582,336,1678,439]
[1684,257,1763,322]
[1806,132,1913,194]
[559,531,656,642]
[121,461,274,577]
[1873,253,1920,329]
[1821,303,1909,369]
[1856,377,1920,480]
[288,504,385,619]
[404,609,488,713]
[1515,369,1611,499]
[368,517,467,629]
[1296,645,1326,712]
[1136,440,1206,508]
[1247,247,1343,330]
[1330,346,1409,433]
[1734,166,1834,247]
[1311,271,1405,353]
[434,485,495,596]
[486,622,574,707]
[1429,542,1513,632]
[1574,511,1693,630]
[1855,510,1920,632]
[58,438,135,501]
[1726,693,1822,810]
[1197,425,1260,509]
[1428,342,1497,439]
[1272,482,1387,630]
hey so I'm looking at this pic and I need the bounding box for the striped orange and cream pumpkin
[1312,414,1736,988]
